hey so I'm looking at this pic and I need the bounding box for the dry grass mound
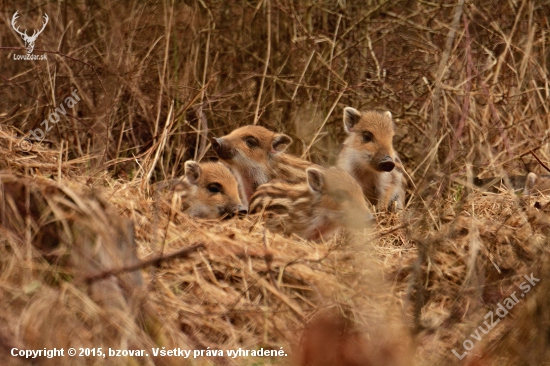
[3,125,550,365]
[0,127,410,365]
[390,186,550,365]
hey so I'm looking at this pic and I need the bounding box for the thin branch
[446,14,472,164]
[301,89,345,159]
[0,74,48,104]
[82,243,204,284]
[430,0,465,143]
[529,150,550,174]
[0,47,106,93]
[253,0,271,125]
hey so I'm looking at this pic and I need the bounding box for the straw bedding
[2,126,550,366]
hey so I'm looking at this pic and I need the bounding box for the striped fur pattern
[172,161,246,219]
[211,125,312,205]
[337,108,405,211]
[249,166,373,241]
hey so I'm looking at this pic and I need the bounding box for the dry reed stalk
[143,102,174,191]
[430,0,465,148]
[153,0,174,139]
[253,0,271,126]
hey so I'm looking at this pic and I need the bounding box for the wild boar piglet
[211,125,312,204]
[173,160,246,219]
[338,107,406,211]
[250,166,374,240]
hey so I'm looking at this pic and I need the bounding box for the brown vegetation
[2,0,550,365]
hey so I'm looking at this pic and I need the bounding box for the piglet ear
[343,107,361,133]
[306,167,325,193]
[184,160,201,185]
[382,110,395,131]
[272,133,292,153]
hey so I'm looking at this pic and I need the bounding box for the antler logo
[11,11,48,54]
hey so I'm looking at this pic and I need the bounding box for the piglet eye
[244,136,258,148]
[207,183,223,194]
[362,131,374,143]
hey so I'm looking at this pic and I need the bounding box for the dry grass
[2,0,550,365]
[0,127,408,365]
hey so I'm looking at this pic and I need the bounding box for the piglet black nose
[378,156,395,172]
[211,137,221,151]
[237,205,248,217]
[211,137,234,159]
